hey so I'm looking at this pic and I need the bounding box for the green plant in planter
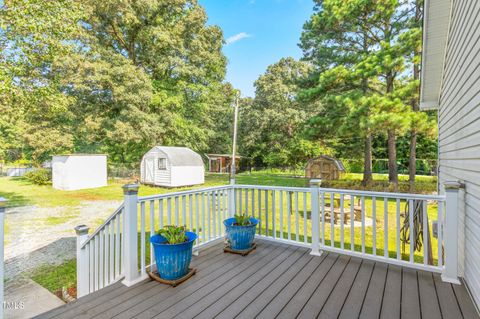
[234,213,252,226]
[156,225,187,244]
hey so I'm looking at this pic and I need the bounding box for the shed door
[144,157,155,183]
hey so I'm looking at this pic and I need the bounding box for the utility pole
[230,94,240,185]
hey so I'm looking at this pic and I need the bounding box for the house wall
[52,155,107,191]
[438,0,480,307]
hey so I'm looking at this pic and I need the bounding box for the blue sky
[199,0,314,97]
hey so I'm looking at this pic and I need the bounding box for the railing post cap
[444,181,464,190]
[309,179,322,187]
[74,224,90,236]
[122,183,140,195]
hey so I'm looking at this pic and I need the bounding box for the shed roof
[151,146,204,167]
[308,155,346,171]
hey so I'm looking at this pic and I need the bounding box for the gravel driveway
[4,200,122,286]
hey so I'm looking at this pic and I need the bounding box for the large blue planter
[224,217,258,250]
[150,231,197,280]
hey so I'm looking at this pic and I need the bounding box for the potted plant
[150,225,197,281]
[223,213,259,253]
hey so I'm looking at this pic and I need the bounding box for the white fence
[75,181,461,297]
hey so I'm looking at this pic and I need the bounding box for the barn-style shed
[140,146,204,187]
[305,155,346,180]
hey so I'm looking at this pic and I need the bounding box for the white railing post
[0,197,6,319]
[442,181,462,284]
[122,184,146,286]
[309,179,322,256]
[75,224,90,297]
[228,185,236,217]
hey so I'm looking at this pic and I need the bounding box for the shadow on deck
[36,239,479,319]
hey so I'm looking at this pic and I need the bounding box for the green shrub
[24,169,51,185]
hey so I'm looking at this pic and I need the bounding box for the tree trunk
[388,130,398,188]
[409,131,417,191]
[362,134,373,186]
[409,0,423,192]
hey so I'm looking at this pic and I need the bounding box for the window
[158,158,167,170]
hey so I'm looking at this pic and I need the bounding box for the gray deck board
[359,262,388,319]
[380,265,402,319]
[37,239,480,319]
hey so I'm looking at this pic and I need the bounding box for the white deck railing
[75,181,462,297]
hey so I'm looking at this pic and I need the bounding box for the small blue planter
[150,231,197,280]
[224,217,258,250]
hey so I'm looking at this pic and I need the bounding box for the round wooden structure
[305,155,345,180]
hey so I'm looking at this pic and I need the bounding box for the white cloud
[226,32,252,45]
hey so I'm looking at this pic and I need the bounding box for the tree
[1,0,232,164]
[239,57,326,167]
[300,0,422,187]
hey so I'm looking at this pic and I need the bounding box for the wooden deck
[37,239,479,319]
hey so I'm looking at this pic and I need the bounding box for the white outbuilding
[140,146,204,187]
[52,154,107,191]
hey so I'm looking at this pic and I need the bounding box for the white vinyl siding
[438,0,480,307]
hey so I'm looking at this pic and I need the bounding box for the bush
[24,169,51,185]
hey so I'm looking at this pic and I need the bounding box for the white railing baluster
[189,194,193,232]
[140,202,146,277]
[195,194,200,246]
[115,215,120,277]
[438,200,443,267]
[330,193,334,247]
[279,190,284,239]
[109,221,114,283]
[303,192,307,244]
[149,200,154,270]
[239,188,243,213]
[94,236,99,292]
[265,190,269,236]
[384,198,388,258]
[295,192,299,242]
[89,241,94,293]
[251,188,254,219]
[361,196,365,254]
[211,192,216,239]
[340,194,344,250]
[287,192,291,240]
[396,199,401,260]
[217,191,221,236]
[167,197,172,225]
[350,195,354,252]
[201,192,206,243]
[207,192,211,240]
[258,189,262,234]
[182,195,187,227]
[245,189,249,215]
[423,201,428,266]
[104,226,109,286]
[321,192,325,246]
[175,196,179,225]
[409,199,414,263]
[372,197,376,256]
[272,190,276,238]
[99,230,104,289]
[159,199,163,229]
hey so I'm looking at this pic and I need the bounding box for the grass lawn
[13,171,438,296]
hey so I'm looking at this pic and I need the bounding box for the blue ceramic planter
[150,231,197,280]
[224,217,258,250]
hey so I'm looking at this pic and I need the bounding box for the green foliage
[1,0,233,164]
[234,213,252,226]
[239,57,330,167]
[156,225,188,244]
[24,169,51,185]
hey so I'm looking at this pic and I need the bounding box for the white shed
[140,146,204,187]
[52,154,107,191]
